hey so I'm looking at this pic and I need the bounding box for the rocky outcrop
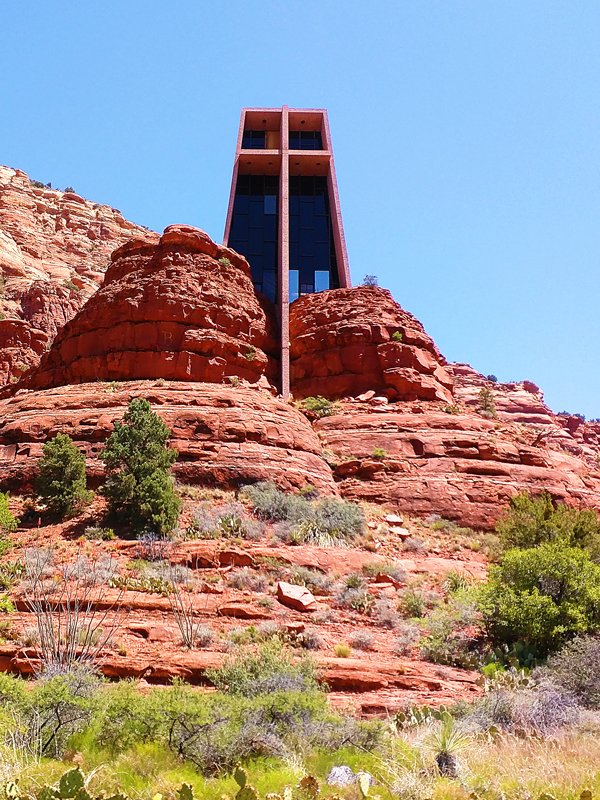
[0,165,158,385]
[0,319,48,386]
[289,286,454,403]
[0,381,336,495]
[316,396,600,530]
[22,225,279,389]
[449,363,600,468]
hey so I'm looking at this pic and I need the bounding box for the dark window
[289,131,324,150]
[242,130,266,149]
[228,174,279,303]
[288,175,339,300]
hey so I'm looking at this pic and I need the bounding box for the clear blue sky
[1,1,598,418]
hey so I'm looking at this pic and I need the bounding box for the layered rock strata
[21,225,279,389]
[289,286,454,403]
[0,381,336,494]
[0,165,158,384]
[317,395,600,529]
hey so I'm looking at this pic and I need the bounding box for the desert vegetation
[1,404,600,800]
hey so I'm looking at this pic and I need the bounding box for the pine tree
[100,398,181,535]
[36,433,92,518]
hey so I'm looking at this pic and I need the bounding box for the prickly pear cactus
[298,776,319,800]
[236,786,259,800]
[73,790,93,800]
[105,794,129,800]
[38,787,60,800]
[58,770,85,800]
[265,794,283,800]
[178,785,194,800]
[234,765,248,790]
[357,774,370,799]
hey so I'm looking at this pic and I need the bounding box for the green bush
[497,491,600,553]
[300,396,341,418]
[36,433,92,518]
[0,491,19,532]
[478,543,600,655]
[206,641,320,697]
[100,398,181,535]
[242,482,365,545]
[477,387,497,418]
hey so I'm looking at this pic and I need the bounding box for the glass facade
[241,130,266,149]
[289,176,338,301]
[229,174,278,301]
[289,131,323,150]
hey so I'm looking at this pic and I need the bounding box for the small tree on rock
[36,433,92,518]
[100,398,180,535]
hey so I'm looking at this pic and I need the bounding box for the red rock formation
[0,319,48,386]
[0,381,336,495]
[23,225,279,389]
[316,396,600,530]
[0,165,158,385]
[289,286,454,403]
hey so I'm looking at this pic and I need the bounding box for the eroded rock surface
[0,165,158,384]
[22,225,279,389]
[290,286,454,403]
[0,381,336,494]
[317,396,600,530]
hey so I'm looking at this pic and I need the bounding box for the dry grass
[384,726,600,800]
[462,732,600,799]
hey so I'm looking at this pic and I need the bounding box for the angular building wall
[224,106,350,396]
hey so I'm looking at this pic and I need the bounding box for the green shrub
[0,595,15,613]
[391,330,403,342]
[242,481,306,522]
[218,257,231,266]
[244,345,256,361]
[83,526,115,541]
[496,491,600,553]
[371,447,386,460]
[0,491,19,533]
[242,482,365,545]
[185,502,264,541]
[36,434,92,518]
[334,643,351,657]
[477,387,497,418]
[300,396,341,418]
[478,543,600,655]
[206,641,321,697]
[100,398,181,535]
[419,590,482,669]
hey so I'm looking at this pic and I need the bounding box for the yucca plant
[421,718,470,778]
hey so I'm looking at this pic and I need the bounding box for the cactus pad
[236,786,259,800]
[357,774,370,798]
[178,785,194,800]
[234,765,247,790]
[59,771,85,800]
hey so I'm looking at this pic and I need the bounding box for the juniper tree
[100,398,180,535]
[36,433,92,518]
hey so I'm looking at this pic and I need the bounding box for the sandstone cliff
[22,225,279,389]
[0,202,598,529]
[0,165,158,385]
